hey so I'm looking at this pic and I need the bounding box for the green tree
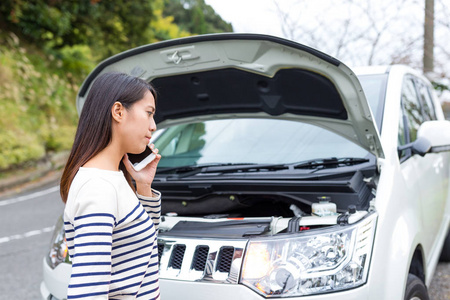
[0,0,155,58]
[1,0,232,60]
[163,0,233,34]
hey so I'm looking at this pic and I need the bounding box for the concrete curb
[0,151,69,199]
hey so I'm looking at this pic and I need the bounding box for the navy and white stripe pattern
[64,168,161,299]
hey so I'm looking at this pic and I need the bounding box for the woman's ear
[111,102,124,122]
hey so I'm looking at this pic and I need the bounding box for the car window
[401,77,424,143]
[416,80,437,121]
[398,108,408,158]
[358,74,388,132]
[154,119,369,168]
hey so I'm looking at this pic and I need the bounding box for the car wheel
[404,274,429,300]
[439,229,450,262]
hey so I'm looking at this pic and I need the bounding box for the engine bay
[155,170,375,216]
[154,169,377,237]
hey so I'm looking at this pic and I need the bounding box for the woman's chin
[129,147,146,155]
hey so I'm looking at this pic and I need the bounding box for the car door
[399,75,448,256]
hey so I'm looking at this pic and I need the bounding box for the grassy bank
[0,32,82,173]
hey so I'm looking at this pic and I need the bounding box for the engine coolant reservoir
[312,197,337,217]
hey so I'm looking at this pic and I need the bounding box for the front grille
[169,244,186,269]
[158,236,247,283]
[192,245,209,271]
[217,246,234,272]
[157,243,164,263]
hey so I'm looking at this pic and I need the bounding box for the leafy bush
[0,32,78,170]
[0,129,45,170]
[56,45,96,78]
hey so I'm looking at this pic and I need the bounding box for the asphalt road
[0,185,448,300]
[0,183,64,300]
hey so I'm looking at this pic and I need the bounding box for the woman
[60,72,162,299]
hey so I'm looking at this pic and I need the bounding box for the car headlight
[241,213,377,297]
[46,216,71,269]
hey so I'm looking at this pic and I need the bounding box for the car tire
[439,229,450,262]
[404,274,429,300]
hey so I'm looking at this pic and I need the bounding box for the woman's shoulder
[65,168,126,215]
[71,168,123,190]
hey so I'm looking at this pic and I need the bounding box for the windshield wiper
[293,157,370,169]
[157,162,289,178]
[157,163,260,174]
[157,157,370,177]
[200,157,369,174]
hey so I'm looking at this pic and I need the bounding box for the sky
[204,0,450,101]
[205,0,283,36]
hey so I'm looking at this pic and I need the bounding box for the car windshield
[153,74,387,169]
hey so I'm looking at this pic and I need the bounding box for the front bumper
[40,257,70,300]
[41,256,385,300]
[160,279,371,300]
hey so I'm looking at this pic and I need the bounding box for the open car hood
[77,33,384,158]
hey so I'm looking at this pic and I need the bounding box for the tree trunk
[424,0,434,74]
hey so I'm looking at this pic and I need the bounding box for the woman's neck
[83,144,123,171]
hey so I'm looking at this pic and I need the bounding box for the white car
[41,33,450,300]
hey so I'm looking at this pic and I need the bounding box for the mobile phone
[127,145,156,171]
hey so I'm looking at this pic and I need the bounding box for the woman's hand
[123,144,161,196]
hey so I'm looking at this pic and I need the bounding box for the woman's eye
[147,111,153,116]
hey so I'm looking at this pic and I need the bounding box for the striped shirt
[64,167,161,299]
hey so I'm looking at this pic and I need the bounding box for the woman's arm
[136,189,161,232]
[65,178,118,299]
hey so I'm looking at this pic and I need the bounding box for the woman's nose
[149,118,157,132]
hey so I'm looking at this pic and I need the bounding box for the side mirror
[398,120,450,157]
[417,120,450,152]
[398,137,431,157]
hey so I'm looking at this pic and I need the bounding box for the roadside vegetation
[0,0,232,173]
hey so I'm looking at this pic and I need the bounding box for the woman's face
[119,91,157,154]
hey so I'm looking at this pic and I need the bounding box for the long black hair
[60,72,157,203]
